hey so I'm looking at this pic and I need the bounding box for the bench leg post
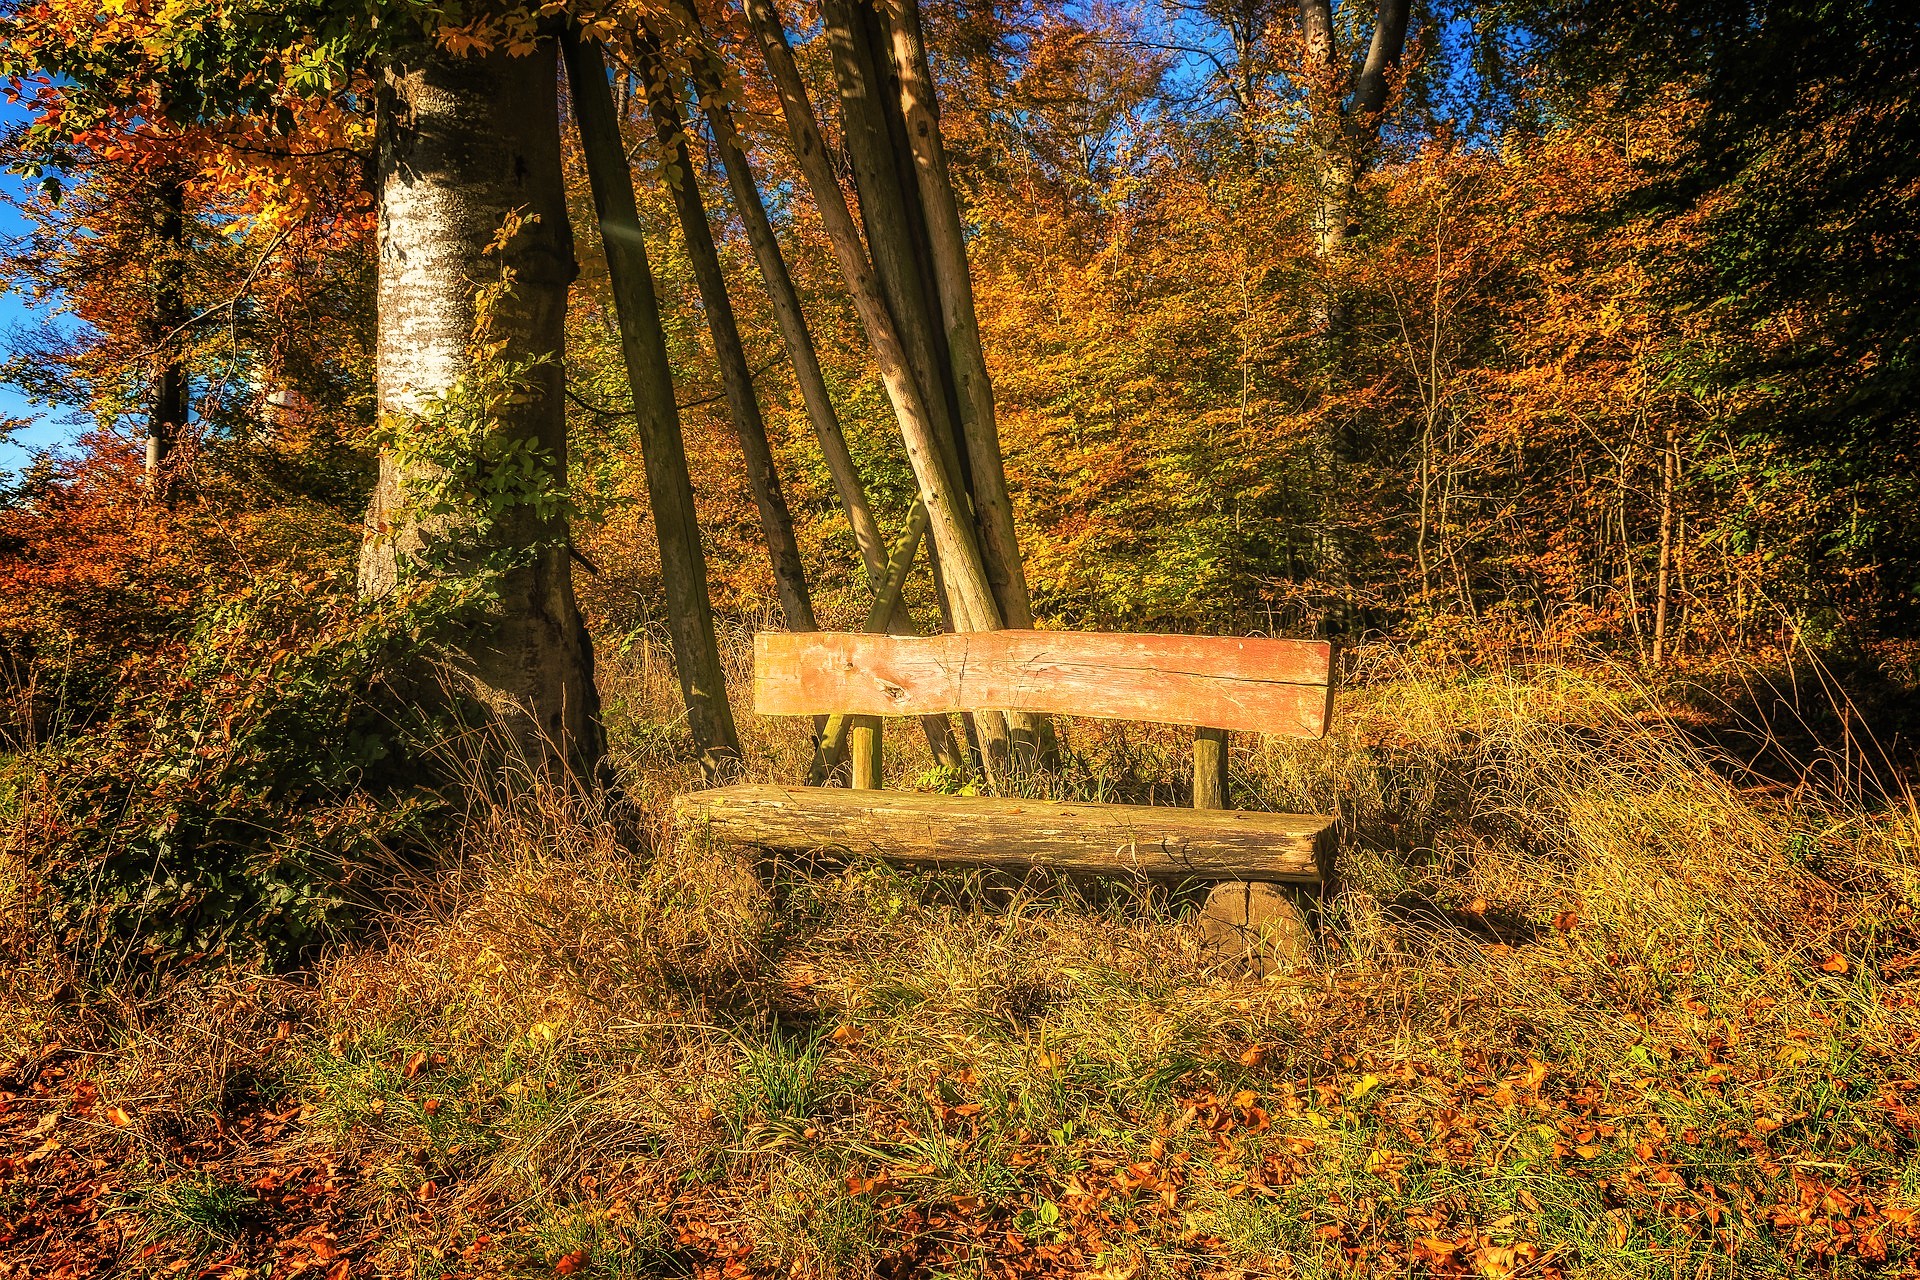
[851,716,883,790]
[1194,726,1229,811]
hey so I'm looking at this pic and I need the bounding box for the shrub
[9,572,440,971]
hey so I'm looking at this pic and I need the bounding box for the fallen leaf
[554,1251,588,1275]
[829,1024,863,1046]
[401,1050,429,1079]
[1820,954,1849,974]
[105,1106,132,1127]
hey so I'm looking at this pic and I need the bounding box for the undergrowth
[2,640,1917,1278]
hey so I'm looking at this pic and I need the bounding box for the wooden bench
[674,630,1338,971]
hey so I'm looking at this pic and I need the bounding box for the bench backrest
[755,631,1333,737]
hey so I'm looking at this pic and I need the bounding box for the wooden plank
[755,631,1334,737]
[675,784,1333,882]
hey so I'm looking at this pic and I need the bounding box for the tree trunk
[1297,0,1410,633]
[146,171,187,498]
[697,75,890,582]
[821,0,1047,770]
[361,42,605,778]
[1652,424,1677,668]
[562,32,740,777]
[641,49,817,635]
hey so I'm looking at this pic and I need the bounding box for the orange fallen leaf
[554,1250,588,1275]
[829,1024,863,1046]
[1820,954,1849,974]
[401,1050,429,1079]
[326,1262,350,1280]
[105,1106,132,1127]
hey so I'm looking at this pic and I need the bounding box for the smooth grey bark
[562,32,741,777]
[360,42,605,776]
[640,50,817,635]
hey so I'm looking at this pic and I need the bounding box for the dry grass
[4,638,1918,1277]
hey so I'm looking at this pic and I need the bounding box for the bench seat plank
[676,784,1333,882]
[755,631,1333,737]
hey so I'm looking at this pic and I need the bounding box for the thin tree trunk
[640,49,816,635]
[885,0,1036,632]
[146,172,187,498]
[823,0,1045,769]
[819,0,968,504]
[1297,0,1409,633]
[562,32,739,777]
[697,74,888,582]
[1652,423,1677,668]
[361,42,605,776]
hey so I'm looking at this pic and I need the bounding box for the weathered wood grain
[675,784,1334,881]
[755,632,1334,737]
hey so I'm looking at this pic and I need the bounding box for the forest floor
[3,638,1920,1279]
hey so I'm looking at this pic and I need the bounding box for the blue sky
[0,96,81,479]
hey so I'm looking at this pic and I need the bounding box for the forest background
[0,0,1917,1277]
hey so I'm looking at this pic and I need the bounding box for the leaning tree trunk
[759,0,1016,771]
[361,41,605,777]
[883,0,1036,631]
[641,48,817,635]
[563,31,741,777]
[696,65,888,579]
